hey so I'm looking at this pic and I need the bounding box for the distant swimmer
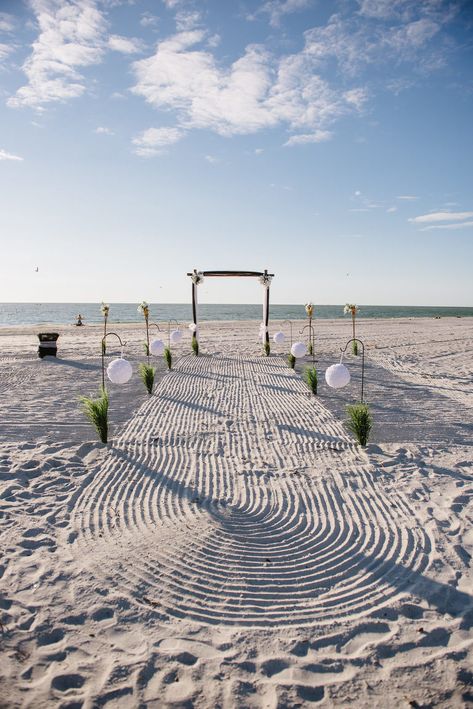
[76,313,84,326]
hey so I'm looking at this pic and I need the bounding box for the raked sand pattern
[71,353,430,627]
[1,319,473,708]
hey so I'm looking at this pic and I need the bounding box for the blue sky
[0,0,472,305]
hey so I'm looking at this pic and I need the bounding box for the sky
[0,0,472,306]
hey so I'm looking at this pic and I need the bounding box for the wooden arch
[187,269,274,344]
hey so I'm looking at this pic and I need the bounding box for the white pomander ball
[107,357,132,384]
[188,323,197,333]
[170,329,182,344]
[325,363,351,389]
[150,338,165,356]
[273,331,285,345]
[291,341,307,359]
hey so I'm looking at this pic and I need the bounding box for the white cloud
[397,194,418,200]
[257,0,313,28]
[131,30,366,146]
[108,34,144,54]
[409,211,473,224]
[95,125,114,134]
[8,0,106,109]
[140,12,158,28]
[0,12,15,32]
[303,4,454,78]
[0,42,13,60]
[254,148,264,155]
[344,87,368,110]
[351,189,382,209]
[419,221,473,232]
[206,34,220,49]
[132,126,185,156]
[204,154,219,164]
[175,10,202,31]
[0,148,23,161]
[386,206,397,213]
[358,0,398,19]
[284,129,332,146]
[388,17,440,54]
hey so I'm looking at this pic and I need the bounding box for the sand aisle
[72,353,430,627]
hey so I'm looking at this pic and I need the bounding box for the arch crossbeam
[186,270,274,278]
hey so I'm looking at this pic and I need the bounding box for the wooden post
[264,269,270,345]
[192,270,198,341]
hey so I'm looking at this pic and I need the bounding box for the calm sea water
[1,303,472,326]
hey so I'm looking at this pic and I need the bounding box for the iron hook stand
[149,320,180,348]
[101,332,126,391]
[300,323,315,364]
[340,338,365,402]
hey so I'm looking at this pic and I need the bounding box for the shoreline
[1,314,473,333]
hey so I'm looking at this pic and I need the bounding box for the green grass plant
[192,336,199,356]
[346,403,372,446]
[264,341,270,356]
[288,353,296,369]
[304,366,318,395]
[352,340,358,356]
[164,346,172,370]
[80,388,109,443]
[139,363,156,395]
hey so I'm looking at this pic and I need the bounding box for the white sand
[1,317,472,708]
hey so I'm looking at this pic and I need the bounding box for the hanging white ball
[273,331,285,345]
[170,329,182,344]
[291,342,307,359]
[188,323,197,333]
[150,338,164,356]
[107,357,132,384]
[325,363,351,389]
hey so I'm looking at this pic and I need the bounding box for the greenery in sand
[288,353,296,369]
[264,341,270,356]
[346,403,372,446]
[304,366,318,395]
[164,346,172,370]
[192,335,199,356]
[344,303,360,355]
[139,363,156,395]
[80,388,109,443]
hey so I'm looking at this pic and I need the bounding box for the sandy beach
[1,317,472,708]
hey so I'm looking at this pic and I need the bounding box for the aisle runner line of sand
[70,354,431,627]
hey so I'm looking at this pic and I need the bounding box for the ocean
[1,303,472,326]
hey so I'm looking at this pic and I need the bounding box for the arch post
[264,269,270,346]
[191,269,199,341]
